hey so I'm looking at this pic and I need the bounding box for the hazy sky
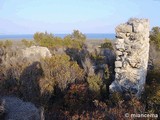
[0,0,160,34]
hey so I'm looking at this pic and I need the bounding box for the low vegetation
[0,28,160,119]
[150,27,160,50]
[0,40,13,48]
[100,38,114,50]
[33,30,86,49]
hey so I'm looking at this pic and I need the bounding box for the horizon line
[0,33,115,35]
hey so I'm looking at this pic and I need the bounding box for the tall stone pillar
[109,18,150,97]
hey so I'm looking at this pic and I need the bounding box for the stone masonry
[109,18,150,97]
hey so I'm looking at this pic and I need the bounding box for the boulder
[0,96,40,120]
[22,46,52,60]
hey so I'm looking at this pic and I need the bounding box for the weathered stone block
[116,51,123,56]
[115,61,122,68]
[116,44,125,50]
[116,56,121,61]
[116,32,126,38]
[133,23,144,33]
[115,68,121,73]
[116,24,132,33]
[117,38,124,43]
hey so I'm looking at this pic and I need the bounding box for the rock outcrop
[109,18,150,97]
[0,46,52,66]
[0,96,40,120]
[22,46,52,60]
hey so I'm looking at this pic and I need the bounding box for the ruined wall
[109,18,150,96]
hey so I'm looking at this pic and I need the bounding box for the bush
[150,26,160,50]
[0,41,3,47]
[64,83,89,111]
[34,32,57,48]
[0,57,31,96]
[33,30,86,49]
[4,40,13,47]
[87,75,102,97]
[21,39,34,47]
[100,39,113,50]
[67,30,86,42]
[64,30,86,49]
[87,74,107,100]
[146,61,160,115]
[41,55,85,92]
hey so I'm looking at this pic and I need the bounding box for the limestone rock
[115,61,122,68]
[0,96,40,120]
[115,68,121,73]
[116,51,123,56]
[117,38,124,43]
[116,24,132,33]
[22,46,52,60]
[115,44,125,50]
[116,32,126,39]
[116,56,121,61]
[110,18,150,97]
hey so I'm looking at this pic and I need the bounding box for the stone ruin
[109,18,150,97]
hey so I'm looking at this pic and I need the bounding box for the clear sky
[0,0,160,34]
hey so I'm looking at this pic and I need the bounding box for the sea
[0,33,115,40]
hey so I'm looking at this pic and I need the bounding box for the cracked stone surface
[110,18,150,97]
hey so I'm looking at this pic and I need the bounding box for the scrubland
[0,29,160,119]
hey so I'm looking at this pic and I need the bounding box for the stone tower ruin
[109,18,150,97]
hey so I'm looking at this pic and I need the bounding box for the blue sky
[0,0,160,34]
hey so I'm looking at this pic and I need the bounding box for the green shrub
[90,53,105,64]
[0,57,31,96]
[41,54,85,92]
[68,30,86,42]
[87,75,105,99]
[150,27,160,50]
[100,39,113,50]
[21,39,34,47]
[33,32,55,47]
[33,30,86,49]
[64,30,86,49]
[4,40,13,47]
[146,63,160,114]
[0,41,3,47]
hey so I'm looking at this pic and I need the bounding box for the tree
[64,30,86,49]
[71,30,86,42]
[33,32,55,47]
